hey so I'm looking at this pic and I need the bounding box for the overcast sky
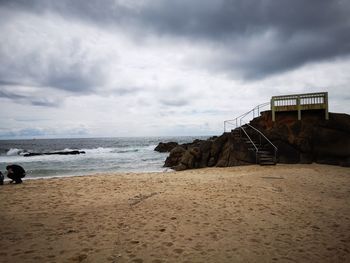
[1,0,350,139]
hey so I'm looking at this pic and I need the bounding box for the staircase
[230,113,277,166]
[257,150,276,166]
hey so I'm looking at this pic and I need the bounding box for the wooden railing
[271,92,329,121]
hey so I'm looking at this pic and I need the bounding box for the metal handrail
[240,125,258,163]
[245,123,278,163]
[223,101,278,164]
[245,124,277,151]
[224,102,270,132]
[240,102,270,126]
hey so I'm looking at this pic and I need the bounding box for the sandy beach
[0,164,349,262]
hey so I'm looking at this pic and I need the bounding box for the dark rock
[172,164,188,171]
[162,110,350,170]
[300,153,313,164]
[273,140,300,164]
[340,157,350,167]
[207,157,216,167]
[154,142,178,152]
[24,150,85,157]
[164,146,186,167]
[209,134,229,165]
[251,110,350,166]
[180,147,201,169]
[199,141,213,168]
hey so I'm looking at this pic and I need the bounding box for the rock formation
[159,110,350,170]
[154,142,178,152]
[24,150,86,157]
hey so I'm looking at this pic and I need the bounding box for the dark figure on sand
[0,171,4,185]
[6,164,26,184]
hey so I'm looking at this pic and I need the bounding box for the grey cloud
[30,99,60,107]
[2,0,350,78]
[140,0,350,78]
[0,127,89,139]
[0,80,32,86]
[0,19,108,106]
[159,98,189,107]
[0,90,27,100]
[111,86,142,96]
[43,63,105,93]
[0,89,60,107]
[0,128,46,139]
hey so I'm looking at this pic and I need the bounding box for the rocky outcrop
[162,134,256,171]
[164,146,186,168]
[154,142,178,152]
[24,150,86,157]
[161,111,350,170]
[250,110,350,166]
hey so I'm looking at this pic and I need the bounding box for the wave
[3,147,143,157]
[1,145,153,163]
[114,149,139,153]
[6,148,27,156]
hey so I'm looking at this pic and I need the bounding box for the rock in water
[24,150,86,157]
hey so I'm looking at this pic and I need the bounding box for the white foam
[6,148,25,156]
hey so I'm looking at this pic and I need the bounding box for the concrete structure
[271,92,329,121]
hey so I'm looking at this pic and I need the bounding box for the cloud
[0,89,60,107]
[0,14,108,95]
[159,98,189,107]
[0,127,89,139]
[0,0,349,138]
[2,0,349,79]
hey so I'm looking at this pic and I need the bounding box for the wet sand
[0,164,350,262]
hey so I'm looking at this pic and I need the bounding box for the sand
[0,164,349,263]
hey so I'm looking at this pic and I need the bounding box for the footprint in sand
[174,248,184,254]
[163,242,173,247]
[24,250,36,254]
[70,254,88,262]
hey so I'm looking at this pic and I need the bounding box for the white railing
[271,92,329,121]
[224,102,270,132]
[245,123,278,163]
[223,102,278,164]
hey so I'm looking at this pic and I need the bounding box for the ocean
[0,136,208,179]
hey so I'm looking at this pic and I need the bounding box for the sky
[0,0,350,139]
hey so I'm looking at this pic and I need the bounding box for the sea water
[0,136,207,179]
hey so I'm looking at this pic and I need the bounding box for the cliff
[156,110,350,170]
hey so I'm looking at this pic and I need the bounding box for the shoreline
[1,162,345,182]
[2,168,175,182]
[1,164,349,262]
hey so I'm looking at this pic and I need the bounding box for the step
[248,147,258,151]
[259,155,274,158]
[258,152,273,155]
[258,151,273,154]
[258,152,273,156]
[259,155,274,159]
[260,162,276,166]
[245,141,258,145]
[259,159,275,162]
[259,158,274,161]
